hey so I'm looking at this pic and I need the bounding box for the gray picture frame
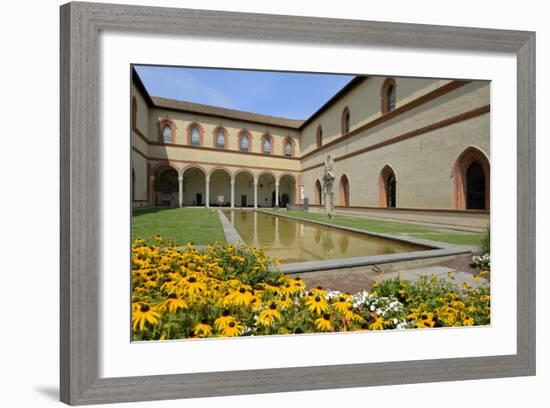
[60,2,536,405]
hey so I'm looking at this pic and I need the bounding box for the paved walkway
[298,254,487,294]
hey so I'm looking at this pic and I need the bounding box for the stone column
[178,176,183,208]
[275,181,279,208]
[253,178,258,209]
[230,177,235,208]
[205,175,210,208]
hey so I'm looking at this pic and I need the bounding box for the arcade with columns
[131,67,491,228]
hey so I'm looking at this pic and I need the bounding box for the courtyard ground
[132,207,225,245]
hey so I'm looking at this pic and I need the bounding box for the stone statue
[323,155,336,218]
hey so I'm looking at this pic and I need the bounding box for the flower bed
[132,237,490,340]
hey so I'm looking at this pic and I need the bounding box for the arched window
[187,124,202,146]
[215,128,226,149]
[380,78,397,114]
[453,147,490,210]
[262,135,272,154]
[284,141,292,157]
[239,133,250,152]
[339,175,350,207]
[316,125,323,147]
[158,119,176,143]
[379,165,397,208]
[341,107,350,135]
[283,138,293,157]
[161,124,172,143]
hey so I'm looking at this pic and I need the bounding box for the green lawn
[132,208,225,245]
[264,209,485,247]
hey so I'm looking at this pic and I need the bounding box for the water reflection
[223,210,424,263]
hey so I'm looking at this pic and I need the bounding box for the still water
[223,210,425,263]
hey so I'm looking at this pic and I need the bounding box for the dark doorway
[271,191,276,207]
[241,195,247,207]
[386,175,396,208]
[466,161,486,209]
[281,193,290,208]
[195,193,202,206]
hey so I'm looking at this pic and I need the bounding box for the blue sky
[134,65,355,120]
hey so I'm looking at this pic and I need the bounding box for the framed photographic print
[60,1,535,405]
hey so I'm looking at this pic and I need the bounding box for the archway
[153,165,178,207]
[279,174,296,208]
[257,173,276,207]
[453,147,490,210]
[234,170,254,208]
[209,168,231,207]
[339,174,350,207]
[379,165,397,208]
[314,179,322,205]
[181,166,206,206]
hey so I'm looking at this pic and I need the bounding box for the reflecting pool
[223,210,426,263]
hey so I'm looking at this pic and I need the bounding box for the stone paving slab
[370,265,487,288]
[217,210,245,244]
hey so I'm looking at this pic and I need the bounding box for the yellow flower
[343,309,365,323]
[315,314,333,331]
[305,295,329,315]
[193,320,213,337]
[415,312,435,329]
[310,286,328,297]
[157,293,187,314]
[276,295,293,309]
[214,311,235,330]
[369,315,386,330]
[332,297,351,313]
[132,303,161,331]
[258,303,282,327]
[178,275,207,296]
[463,316,475,326]
[221,320,244,337]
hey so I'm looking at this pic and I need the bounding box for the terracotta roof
[150,96,305,129]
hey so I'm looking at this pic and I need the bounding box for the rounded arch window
[342,108,350,135]
[316,126,323,147]
[262,136,272,154]
[284,140,292,157]
[190,126,201,146]
[381,78,397,114]
[240,134,249,151]
[161,124,172,143]
[386,84,396,112]
[216,129,225,149]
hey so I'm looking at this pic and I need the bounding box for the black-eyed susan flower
[132,303,161,331]
[315,314,333,331]
[462,316,475,326]
[415,312,435,328]
[214,310,235,331]
[369,315,386,330]
[305,295,329,315]
[157,293,188,314]
[257,303,282,327]
[193,320,213,337]
[333,297,351,313]
[276,295,293,309]
[311,286,328,297]
[221,320,244,337]
[179,275,207,296]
